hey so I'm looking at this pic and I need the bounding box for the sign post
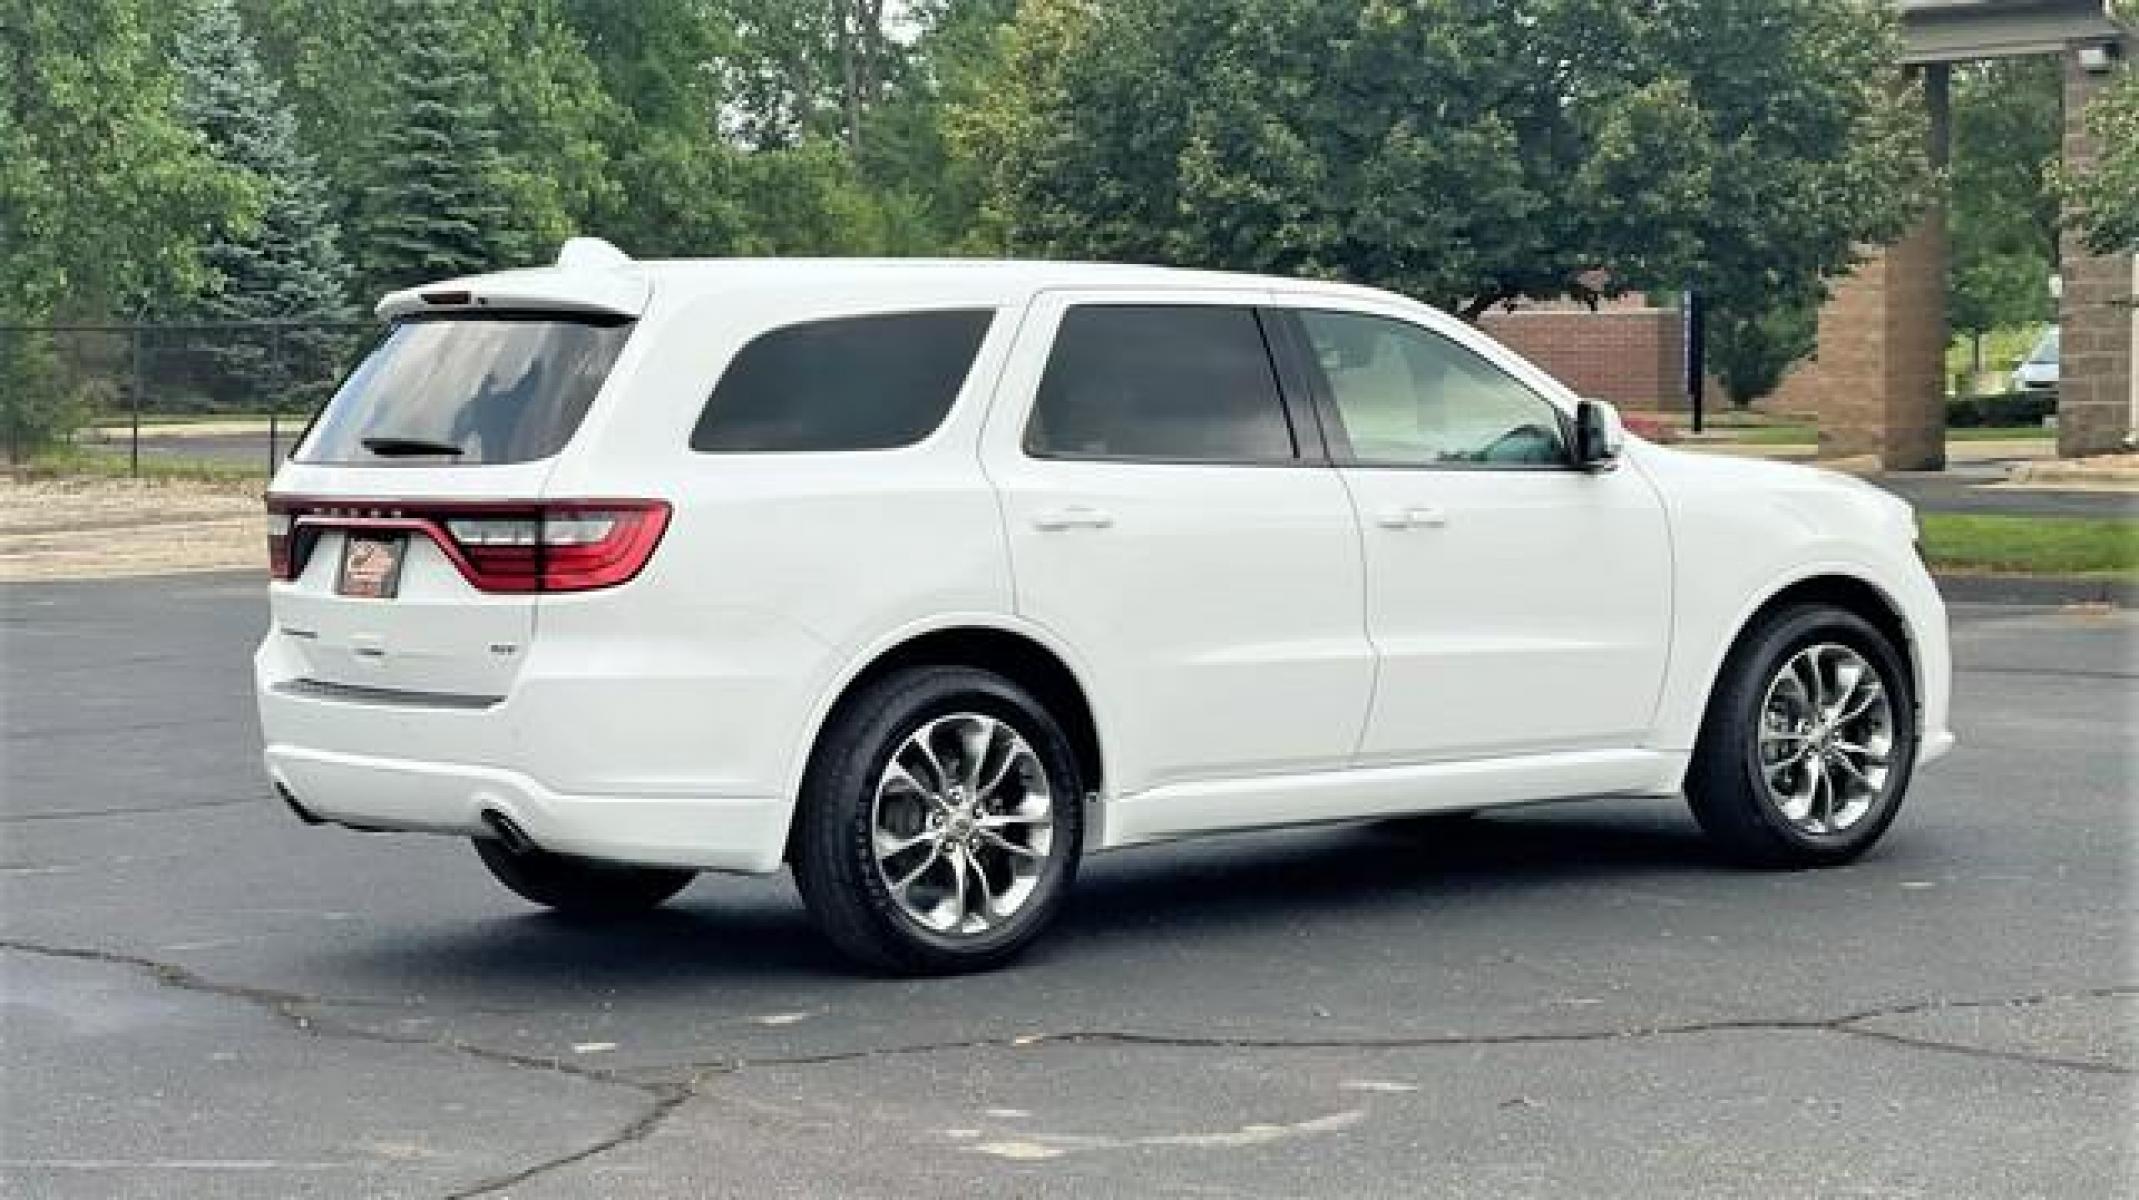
[1683,289,1707,434]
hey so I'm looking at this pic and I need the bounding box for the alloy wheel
[1756,642,1897,836]
[870,713,1055,936]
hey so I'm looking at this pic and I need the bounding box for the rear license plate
[337,534,407,599]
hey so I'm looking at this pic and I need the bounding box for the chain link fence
[1,319,377,475]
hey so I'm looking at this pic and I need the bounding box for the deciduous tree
[1948,57,2061,376]
[0,0,249,454]
[960,0,1930,325]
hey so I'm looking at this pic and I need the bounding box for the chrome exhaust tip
[480,810,537,855]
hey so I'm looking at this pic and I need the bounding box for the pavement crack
[696,987,2135,1078]
[7,933,2123,1196]
[0,796,263,824]
[0,937,687,1198]
[442,1084,690,1200]
[1831,1024,2123,1076]
[1957,665,2137,682]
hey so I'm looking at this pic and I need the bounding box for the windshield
[296,314,633,465]
[2026,328,2059,366]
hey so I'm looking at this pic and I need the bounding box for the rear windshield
[297,314,633,465]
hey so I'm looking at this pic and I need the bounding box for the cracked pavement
[2,575,2132,1197]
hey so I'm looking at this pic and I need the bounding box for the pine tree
[354,0,530,298]
[171,0,355,408]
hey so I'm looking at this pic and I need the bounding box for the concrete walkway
[1680,438,2134,519]
[1876,473,2135,519]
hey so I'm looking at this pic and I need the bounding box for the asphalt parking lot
[2,573,2132,1198]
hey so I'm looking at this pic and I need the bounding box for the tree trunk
[1457,292,1509,323]
[837,2,862,156]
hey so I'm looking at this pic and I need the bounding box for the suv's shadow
[319,801,1740,989]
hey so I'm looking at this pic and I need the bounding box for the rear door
[981,290,1375,796]
[266,313,635,699]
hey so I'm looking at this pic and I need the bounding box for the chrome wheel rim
[871,713,1055,936]
[1757,643,1896,836]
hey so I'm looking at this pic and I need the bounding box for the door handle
[1375,504,1449,530]
[1031,505,1115,532]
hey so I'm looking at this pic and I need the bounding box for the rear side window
[298,315,631,465]
[1025,305,1296,463]
[691,310,994,452]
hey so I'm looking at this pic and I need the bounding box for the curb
[2009,461,2139,489]
[1935,572,2135,607]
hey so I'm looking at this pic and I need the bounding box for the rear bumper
[254,612,819,873]
[265,744,789,873]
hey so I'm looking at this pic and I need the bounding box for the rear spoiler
[375,238,650,321]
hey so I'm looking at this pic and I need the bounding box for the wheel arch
[1705,570,1921,731]
[781,619,1108,859]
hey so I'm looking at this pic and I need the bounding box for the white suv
[257,239,1954,973]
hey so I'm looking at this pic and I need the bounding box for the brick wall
[2057,43,2136,457]
[1478,308,1685,409]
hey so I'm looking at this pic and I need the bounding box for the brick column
[1809,66,1948,471]
[1810,229,1948,470]
[2057,41,2136,457]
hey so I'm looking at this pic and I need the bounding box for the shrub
[0,334,90,464]
[1947,391,2056,428]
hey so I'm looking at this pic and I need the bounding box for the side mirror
[1573,399,1624,471]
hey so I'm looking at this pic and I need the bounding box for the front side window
[298,314,632,465]
[692,309,994,452]
[1297,311,1568,468]
[1025,304,1296,463]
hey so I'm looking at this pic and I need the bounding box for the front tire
[792,666,1085,975]
[1686,603,1918,867]
[472,838,695,916]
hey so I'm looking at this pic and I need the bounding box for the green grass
[1918,514,2139,578]
[1729,423,1819,445]
[15,447,268,484]
[1946,424,2054,442]
[88,413,283,428]
[1711,423,2051,446]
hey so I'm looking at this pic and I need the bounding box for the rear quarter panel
[525,282,1028,802]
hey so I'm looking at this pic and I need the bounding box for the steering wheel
[1477,422,1563,465]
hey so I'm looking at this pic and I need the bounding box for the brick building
[1813,0,2135,467]
[1484,4,2135,464]
[1480,304,1687,411]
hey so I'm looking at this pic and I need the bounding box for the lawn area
[1947,424,2055,442]
[1918,514,2139,578]
[14,448,268,484]
[89,413,281,427]
[1719,423,2051,446]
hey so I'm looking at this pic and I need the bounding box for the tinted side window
[691,310,994,452]
[1026,305,1296,463]
[1297,311,1568,467]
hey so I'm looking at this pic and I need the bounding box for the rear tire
[792,666,1085,975]
[472,838,695,916]
[1686,603,1917,867]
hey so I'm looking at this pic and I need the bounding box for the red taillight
[263,497,670,593]
[266,502,296,580]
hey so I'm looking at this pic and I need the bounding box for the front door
[1275,304,1672,764]
[982,292,1376,796]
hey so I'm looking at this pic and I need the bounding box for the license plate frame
[336,533,408,600]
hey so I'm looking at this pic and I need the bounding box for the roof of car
[375,242,1411,320]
